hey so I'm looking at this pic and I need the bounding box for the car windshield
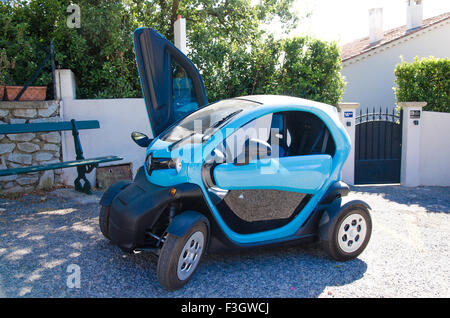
[160,99,261,149]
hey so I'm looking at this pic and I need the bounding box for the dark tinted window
[276,111,335,157]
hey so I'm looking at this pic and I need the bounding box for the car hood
[147,138,204,164]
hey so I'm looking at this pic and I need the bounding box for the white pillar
[54,69,77,188]
[399,101,426,187]
[55,69,76,100]
[338,103,359,185]
[174,15,187,54]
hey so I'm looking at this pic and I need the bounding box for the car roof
[230,94,338,117]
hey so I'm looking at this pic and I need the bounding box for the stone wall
[0,101,63,194]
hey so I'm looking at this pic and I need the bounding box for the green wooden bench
[0,119,123,194]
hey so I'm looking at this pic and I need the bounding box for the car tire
[322,205,372,261]
[157,221,208,291]
[99,205,111,240]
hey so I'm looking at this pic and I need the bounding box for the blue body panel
[143,96,351,245]
[213,155,332,194]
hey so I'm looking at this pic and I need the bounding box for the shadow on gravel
[351,185,450,214]
[190,244,368,298]
[0,191,367,298]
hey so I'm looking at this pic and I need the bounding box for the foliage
[0,0,345,106]
[197,35,345,106]
[0,49,15,85]
[394,56,450,113]
[275,37,345,106]
[0,0,146,98]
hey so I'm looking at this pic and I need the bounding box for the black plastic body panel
[319,180,350,205]
[100,180,133,206]
[167,210,210,238]
[107,167,205,251]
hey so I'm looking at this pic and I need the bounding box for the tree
[277,36,345,106]
[0,0,345,106]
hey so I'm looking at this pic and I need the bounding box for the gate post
[338,102,359,185]
[399,102,427,187]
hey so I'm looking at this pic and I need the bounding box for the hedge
[394,56,450,113]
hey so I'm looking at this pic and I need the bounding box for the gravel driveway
[0,185,449,298]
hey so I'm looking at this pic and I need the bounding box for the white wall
[61,98,151,187]
[341,19,450,112]
[419,111,450,186]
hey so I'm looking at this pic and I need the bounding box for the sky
[280,0,450,44]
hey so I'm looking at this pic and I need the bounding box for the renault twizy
[99,28,372,291]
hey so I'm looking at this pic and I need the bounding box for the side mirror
[131,131,152,148]
[235,138,272,165]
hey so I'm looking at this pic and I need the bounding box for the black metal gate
[355,108,402,184]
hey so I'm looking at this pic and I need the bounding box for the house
[340,1,450,112]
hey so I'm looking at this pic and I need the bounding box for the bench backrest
[0,119,101,163]
[0,120,100,135]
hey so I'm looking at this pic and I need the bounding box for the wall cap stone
[338,102,360,110]
[0,100,59,110]
[398,102,427,108]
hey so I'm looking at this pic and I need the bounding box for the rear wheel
[322,206,372,261]
[99,205,111,240]
[157,221,208,291]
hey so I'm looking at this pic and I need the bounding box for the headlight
[175,158,182,173]
[168,158,182,173]
[146,154,182,175]
[145,152,152,174]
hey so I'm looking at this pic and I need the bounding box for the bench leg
[74,164,97,194]
[74,174,91,194]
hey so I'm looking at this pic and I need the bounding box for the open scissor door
[133,28,208,137]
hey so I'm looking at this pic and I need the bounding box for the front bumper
[107,169,172,251]
[104,167,203,252]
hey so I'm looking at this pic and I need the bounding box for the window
[216,114,274,164]
[172,60,198,120]
[214,110,335,164]
[282,111,336,157]
[159,99,260,148]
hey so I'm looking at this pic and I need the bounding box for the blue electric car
[99,28,372,291]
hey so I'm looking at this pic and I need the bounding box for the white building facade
[341,3,450,112]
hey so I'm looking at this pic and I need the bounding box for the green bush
[394,56,450,113]
[0,0,143,99]
[275,37,345,106]
[0,0,345,106]
[197,36,345,106]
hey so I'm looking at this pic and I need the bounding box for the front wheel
[157,221,208,291]
[322,205,372,261]
[99,205,111,240]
